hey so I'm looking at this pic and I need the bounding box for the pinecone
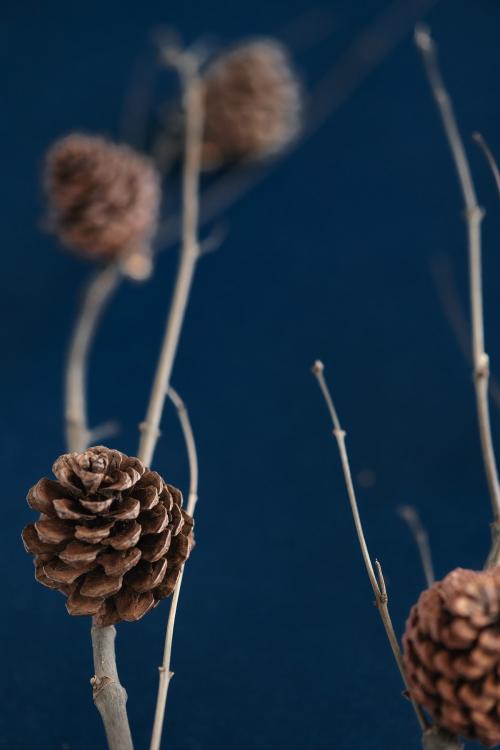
[44,133,160,275]
[403,567,500,747]
[22,446,194,626]
[201,39,301,167]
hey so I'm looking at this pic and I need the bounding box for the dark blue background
[1,1,500,748]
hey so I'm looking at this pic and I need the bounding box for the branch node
[475,352,490,380]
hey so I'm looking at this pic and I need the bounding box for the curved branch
[149,387,199,750]
[65,264,121,453]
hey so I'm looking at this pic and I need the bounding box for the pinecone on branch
[403,567,500,747]
[44,133,160,276]
[201,39,302,166]
[22,446,194,626]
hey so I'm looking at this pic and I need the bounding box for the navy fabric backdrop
[1,1,500,748]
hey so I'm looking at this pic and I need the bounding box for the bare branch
[430,255,500,409]
[65,265,121,453]
[416,26,500,532]
[148,48,204,750]
[311,360,427,731]
[138,50,204,467]
[398,505,435,587]
[167,387,199,516]
[473,132,500,198]
[149,387,199,750]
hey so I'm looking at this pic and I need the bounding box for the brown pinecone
[44,133,160,274]
[403,567,500,747]
[201,39,301,167]
[22,446,194,626]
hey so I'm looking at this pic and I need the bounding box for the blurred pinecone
[202,39,302,166]
[22,446,193,625]
[44,134,160,276]
[403,567,500,747]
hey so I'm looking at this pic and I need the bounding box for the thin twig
[168,387,199,516]
[311,360,427,731]
[149,387,199,750]
[473,132,500,197]
[430,255,500,409]
[398,505,435,587]
[138,50,204,467]
[65,264,121,453]
[416,26,500,565]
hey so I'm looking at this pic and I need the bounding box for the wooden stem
[65,264,121,453]
[415,25,500,564]
[138,52,204,468]
[149,388,199,750]
[398,505,435,588]
[91,624,134,750]
[312,360,428,732]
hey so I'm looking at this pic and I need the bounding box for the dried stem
[473,132,500,197]
[65,264,121,453]
[90,624,133,750]
[311,360,427,732]
[149,387,199,750]
[138,51,204,467]
[398,505,435,588]
[167,387,199,516]
[415,26,500,564]
[430,256,500,410]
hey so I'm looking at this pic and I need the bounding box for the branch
[138,50,204,467]
[415,26,500,549]
[473,132,500,198]
[149,387,199,750]
[430,255,500,409]
[167,387,199,516]
[91,624,133,750]
[311,360,427,732]
[398,505,435,587]
[65,264,121,453]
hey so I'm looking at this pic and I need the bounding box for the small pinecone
[44,133,160,273]
[403,567,500,747]
[202,39,301,166]
[22,446,194,626]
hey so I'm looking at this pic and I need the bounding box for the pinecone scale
[22,446,194,626]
